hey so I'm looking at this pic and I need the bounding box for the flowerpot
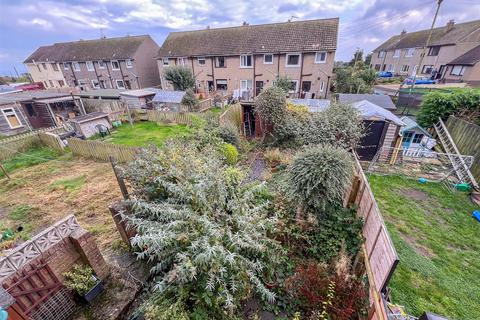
[83,281,104,303]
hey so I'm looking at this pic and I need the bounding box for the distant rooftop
[338,93,396,110]
[75,89,123,99]
[0,90,72,105]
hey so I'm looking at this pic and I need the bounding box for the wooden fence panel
[38,132,64,152]
[446,116,480,182]
[219,104,242,131]
[67,138,139,162]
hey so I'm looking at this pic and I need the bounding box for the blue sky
[0,0,479,76]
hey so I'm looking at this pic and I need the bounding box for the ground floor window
[125,80,132,90]
[289,80,299,93]
[422,65,434,74]
[91,79,100,89]
[216,79,227,91]
[374,64,381,71]
[2,108,22,129]
[400,65,409,73]
[450,65,466,76]
[100,80,107,89]
[116,80,125,89]
[58,80,65,87]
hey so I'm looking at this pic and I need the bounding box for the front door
[255,81,264,96]
[436,65,446,80]
[301,81,311,98]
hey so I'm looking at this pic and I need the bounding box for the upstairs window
[126,59,133,68]
[98,61,106,69]
[400,65,410,73]
[315,52,327,63]
[72,62,81,71]
[116,80,125,89]
[378,51,385,58]
[162,58,170,66]
[197,57,206,65]
[263,54,273,64]
[286,54,300,67]
[63,63,69,70]
[42,63,47,70]
[240,55,253,68]
[405,48,415,57]
[86,61,94,71]
[393,49,401,58]
[2,108,22,129]
[177,57,186,66]
[215,56,226,68]
[51,63,59,71]
[111,60,120,70]
[427,46,440,56]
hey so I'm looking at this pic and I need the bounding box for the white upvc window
[2,108,23,129]
[162,58,170,66]
[263,54,273,64]
[177,57,187,66]
[86,61,94,71]
[393,49,401,58]
[126,59,133,68]
[286,53,301,67]
[240,55,253,68]
[405,48,415,57]
[197,57,206,65]
[388,64,395,72]
[378,51,385,58]
[289,80,299,93]
[72,62,81,71]
[240,79,253,92]
[63,63,69,70]
[450,65,466,76]
[91,79,100,89]
[116,80,125,89]
[400,65,409,73]
[315,52,327,64]
[111,60,120,70]
[98,61,106,69]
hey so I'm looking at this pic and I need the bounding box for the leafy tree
[283,144,354,212]
[120,143,280,316]
[181,88,199,111]
[254,86,287,128]
[417,89,480,127]
[164,66,196,91]
[334,61,376,94]
[275,76,295,93]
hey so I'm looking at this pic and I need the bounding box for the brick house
[24,35,161,91]
[370,19,480,85]
[157,18,339,100]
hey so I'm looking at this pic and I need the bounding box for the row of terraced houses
[24,18,480,97]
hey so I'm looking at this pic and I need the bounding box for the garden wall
[0,215,109,319]
[446,116,480,182]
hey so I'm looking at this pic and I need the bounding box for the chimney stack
[446,19,455,32]
[400,29,407,37]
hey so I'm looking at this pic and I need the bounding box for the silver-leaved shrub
[120,142,281,316]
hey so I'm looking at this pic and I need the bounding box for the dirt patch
[401,188,429,201]
[0,157,122,251]
[400,233,436,258]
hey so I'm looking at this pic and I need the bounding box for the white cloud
[19,18,53,30]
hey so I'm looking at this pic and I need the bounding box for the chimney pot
[446,19,455,32]
[400,29,407,37]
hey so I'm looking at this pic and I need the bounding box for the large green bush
[121,143,280,317]
[283,144,354,211]
[164,66,196,91]
[417,89,480,127]
[254,86,288,126]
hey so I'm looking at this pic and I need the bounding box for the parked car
[377,71,394,78]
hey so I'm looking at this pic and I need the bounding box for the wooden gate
[3,259,75,319]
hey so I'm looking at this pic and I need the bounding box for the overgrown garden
[117,85,369,319]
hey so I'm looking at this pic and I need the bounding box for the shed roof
[447,45,480,66]
[75,89,123,99]
[119,88,159,98]
[70,111,109,124]
[400,116,431,136]
[0,90,72,105]
[337,93,396,110]
[351,100,404,126]
[152,90,186,103]
[373,19,480,51]
[158,18,339,57]
[289,98,331,112]
[24,35,152,63]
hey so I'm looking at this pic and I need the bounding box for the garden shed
[337,93,396,110]
[119,88,158,110]
[151,90,186,111]
[69,111,111,138]
[399,116,436,150]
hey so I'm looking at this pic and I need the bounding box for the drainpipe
[253,54,256,98]
[299,53,304,98]
[105,61,114,88]
[69,62,78,87]
[93,61,101,88]
[325,76,331,99]
[211,57,215,89]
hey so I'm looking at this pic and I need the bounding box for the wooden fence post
[0,163,10,179]
[109,156,129,200]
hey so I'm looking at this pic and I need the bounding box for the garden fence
[0,126,67,161]
[197,98,213,112]
[219,103,243,132]
[67,138,139,162]
[344,155,398,320]
[143,110,217,125]
[38,132,65,152]
[445,116,480,182]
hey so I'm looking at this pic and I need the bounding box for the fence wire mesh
[30,288,77,320]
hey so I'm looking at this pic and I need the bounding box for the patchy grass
[0,204,40,249]
[369,174,480,319]
[95,121,192,147]
[0,146,61,177]
[49,175,86,195]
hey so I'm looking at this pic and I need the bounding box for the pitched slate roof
[337,93,396,110]
[24,35,151,63]
[447,45,480,65]
[152,90,186,104]
[373,19,480,52]
[157,18,339,57]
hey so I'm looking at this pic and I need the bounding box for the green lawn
[369,175,480,319]
[96,121,193,147]
[0,147,61,178]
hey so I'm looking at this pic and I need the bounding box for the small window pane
[264,54,273,63]
[287,54,299,66]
